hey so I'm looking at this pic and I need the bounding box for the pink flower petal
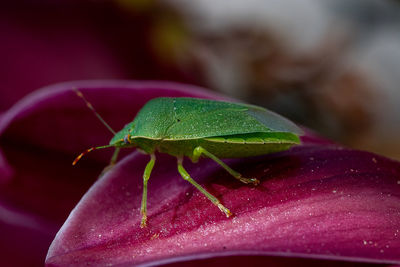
[45,133,400,265]
[2,80,399,266]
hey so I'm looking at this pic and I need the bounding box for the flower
[1,81,399,266]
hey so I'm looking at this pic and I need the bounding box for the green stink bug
[73,90,303,227]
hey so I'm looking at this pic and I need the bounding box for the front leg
[140,153,156,228]
[192,146,259,186]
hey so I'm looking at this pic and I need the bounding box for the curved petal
[46,142,400,266]
[0,200,59,267]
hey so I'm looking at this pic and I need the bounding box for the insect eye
[123,135,131,144]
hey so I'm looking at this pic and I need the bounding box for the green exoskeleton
[73,90,303,227]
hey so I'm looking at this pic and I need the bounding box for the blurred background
[2,0,400,159]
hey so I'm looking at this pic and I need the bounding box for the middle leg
[177,157,232,217]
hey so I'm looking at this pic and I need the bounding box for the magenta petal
[46,142,400,266]
[0,200,59,267]
[2,80,399,266]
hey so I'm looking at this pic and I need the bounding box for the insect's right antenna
[73,88,116,135]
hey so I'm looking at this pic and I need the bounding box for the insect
[73,90,303,227]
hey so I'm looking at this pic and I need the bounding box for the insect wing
[245,104,303,135]
[165,98,302,139]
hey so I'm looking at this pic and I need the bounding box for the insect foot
[140,214,147,228]
[217,203,232,217]
[238,176,260,186]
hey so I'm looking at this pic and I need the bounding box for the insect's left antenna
[72,144,114,165]
[73,88,116,135]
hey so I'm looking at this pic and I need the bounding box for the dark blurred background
[2,0,400,159]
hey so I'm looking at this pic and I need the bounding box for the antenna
[73,88,116,135]
[72,144,114,165]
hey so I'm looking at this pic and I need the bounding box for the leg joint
[177,164,190,181]
[192,146,205,162]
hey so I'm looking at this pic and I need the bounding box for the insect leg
[110,147,121,166]
[177,157,232,218]
[140,153,156,228]
[192,146,260,186]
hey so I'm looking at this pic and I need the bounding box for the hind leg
[192,146,259,185]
